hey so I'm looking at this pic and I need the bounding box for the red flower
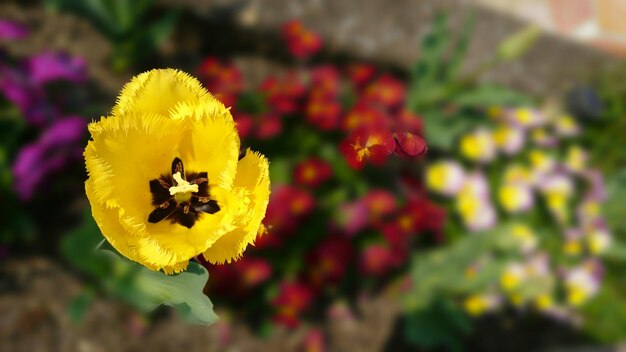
[294,158,333,188]
[197,57,244,107]
[363,74,405,109]
[310,66,340,99]
[359,244,394,277]
[341,102,390,131]
[364,189,397,220]
[233,112,254,139]
[396,108,423,135]
[306,237,354,287]
[346,63,376,88]
[256,113,283,140]
[339,126,395,169]
[205,261,237,295]
[272,281,315,328]
[263,185,315,235]
[394,131,427,158]
[306,97,342,131]
[281,20,323,60]
[198,57,221,77]
[381,197,446,250]
[236,257,272,288]
[302,329,326,352]
[260,73,306,115]
[205,257,272,298]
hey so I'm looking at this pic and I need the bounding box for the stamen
[148,158,220,228]
[169,172,199,196]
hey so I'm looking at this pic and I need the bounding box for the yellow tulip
[84,69,270,274]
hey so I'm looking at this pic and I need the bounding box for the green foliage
[408,14,534,151]
[404,299,473,352]
[602,169,626,236]
[580,276,626,342]
[405,223,519,310]
[579,169,626,341]
[61,212,218,325]
[67,290,94,324]
[0,103,34,244]
[45,0,179,71]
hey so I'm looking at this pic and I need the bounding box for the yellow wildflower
[464,294,498,316]
[500,263,526,291]
[84,69,270,273]
[459,129,496,163]
[534,294,553,310]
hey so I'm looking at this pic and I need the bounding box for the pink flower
[335,199,369,236]
[0,20,28,40]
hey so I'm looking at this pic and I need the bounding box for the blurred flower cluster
[0,20,88,201]
[196,20,431,331]
[424,106,610,316]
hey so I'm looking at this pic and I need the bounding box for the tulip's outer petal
[203,150,270,264]
[112,69,212,118]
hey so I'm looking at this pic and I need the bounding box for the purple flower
[0,20,28,40]
[27,52,87,85]
[0,63,58,126]
[12,116,86,200]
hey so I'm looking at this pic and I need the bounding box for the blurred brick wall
[473,0,626,56]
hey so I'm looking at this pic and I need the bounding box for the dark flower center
[148,157,220,228]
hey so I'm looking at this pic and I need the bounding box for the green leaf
[581,283,626,342]
[412,13,450,86]
[604,169,626,235]
[60,211,109,276]
[100,250,219,325]
[450,84,532,108]
[405,223,522,310]
[446,13,475,81]
[67,290,94,324]
[421,111,479,150]
[404,299,472,352]
[268,158,291,185]
[61,213,218,325]
[143,9,179,47]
